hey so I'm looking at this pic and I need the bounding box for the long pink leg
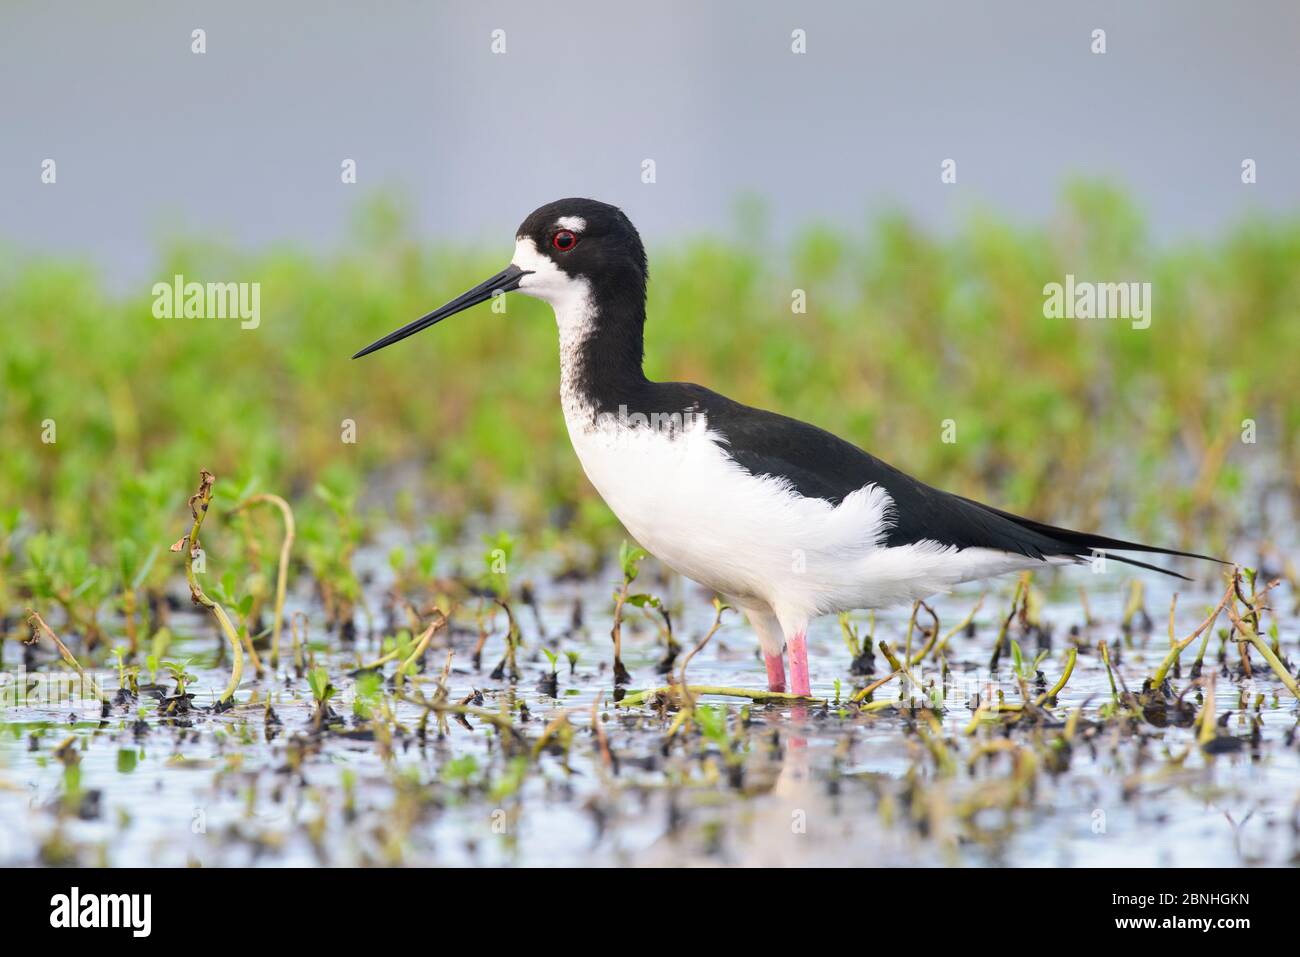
[788,630,810,697]
[765,652,786,693]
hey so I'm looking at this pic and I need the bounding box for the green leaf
[695,704,728,744]
[618,541,647,581]
[307,666,334,703]
[442,755,479,782]
[354,670,382,701]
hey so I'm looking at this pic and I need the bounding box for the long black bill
[352,263,531,359]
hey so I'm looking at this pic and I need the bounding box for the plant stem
[851,668,903,703]
[931,594,984,661]
[173,469,243,707]
[988,578,1026,671]
[676,599,729,712]
[1197,670,1218,747]
[232,493,295,669]
[907,601,941,666]
[396,613,445,690]
[1034,647,1077,707]
[610,579,632,684]
[1151,578,1234,686]
[591,693,612,771]
[618,684,822,708]
[1226,591,1298,699]
[26,609,97,697]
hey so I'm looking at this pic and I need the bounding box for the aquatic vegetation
[0,188,1297,866]
[609,541,646,684]
[170,470,242,708]
[230,492,295,669]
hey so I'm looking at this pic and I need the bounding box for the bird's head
[353,197,646,359]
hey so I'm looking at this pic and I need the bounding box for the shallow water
[1,551,1297,868]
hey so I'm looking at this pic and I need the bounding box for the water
[2,549,1296,867]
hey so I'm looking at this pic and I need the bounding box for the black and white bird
[354,198,1221,697]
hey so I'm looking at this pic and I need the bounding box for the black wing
[655,382,1223,579]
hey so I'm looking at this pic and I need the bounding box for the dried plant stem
[988,578,1026,671]
[1151,577,1236,687]
[232,493,295,669]
[878,639,922,695]
[173,470,242,707]
[396,613,446,691]
[26,609,93,686]
[1226,586,1298,700]
[930,594,984,661]
[675,598,729,712]
[609,580,633,684]
[906,601,941,666]
[851,668,903,703]
[902,601,920,662]
[490,599,522,680]
[395,693,522,740]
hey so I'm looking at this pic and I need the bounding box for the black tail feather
[1084,552,1193,581]
[958,495,1229,578]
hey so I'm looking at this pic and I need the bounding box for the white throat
[511,237,600,425]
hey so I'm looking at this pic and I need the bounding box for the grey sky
[2,0,1296,285]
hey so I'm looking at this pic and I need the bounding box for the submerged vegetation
[1,184,1298,866]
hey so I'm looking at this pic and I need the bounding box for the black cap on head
[515,198,647,290]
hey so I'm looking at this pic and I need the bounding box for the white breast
[567,413,1062,619]
[564,411,898,617]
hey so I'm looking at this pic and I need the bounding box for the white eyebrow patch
[555,216,586,231]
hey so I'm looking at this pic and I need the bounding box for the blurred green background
[1,183,1298,635]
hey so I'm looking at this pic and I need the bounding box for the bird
[354,197,1223,698]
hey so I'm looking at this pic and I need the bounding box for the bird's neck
[554,279,648,426]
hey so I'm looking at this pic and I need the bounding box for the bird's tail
[959,497,1229,582]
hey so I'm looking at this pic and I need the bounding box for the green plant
[307,666,335,707]
[608,541,648,684]
[161,659,196,697]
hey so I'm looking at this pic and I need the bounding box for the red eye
[552,230,577,251]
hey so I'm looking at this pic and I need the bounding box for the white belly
[566,413,884,613]
[564,413,1059,621]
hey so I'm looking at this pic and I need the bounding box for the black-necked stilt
[354,198,1223,697]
